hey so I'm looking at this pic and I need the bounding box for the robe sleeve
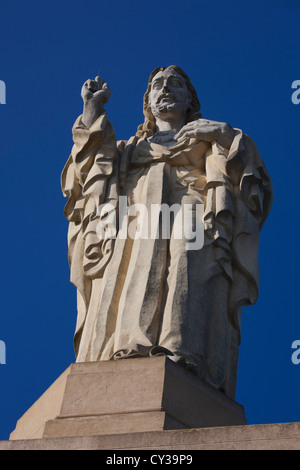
[203,129,273,339]
[61,112,117,356]
[226,130,273,337]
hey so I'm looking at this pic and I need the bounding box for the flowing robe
[61,112,273,399]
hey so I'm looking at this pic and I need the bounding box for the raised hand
[81,72,111,128]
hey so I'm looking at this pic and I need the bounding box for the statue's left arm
[208,125,273,336]
[175,118,235,149]
[176,118,273,336]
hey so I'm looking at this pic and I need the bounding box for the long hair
[136,65,202,138]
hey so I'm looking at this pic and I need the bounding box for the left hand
[175,118,234,149]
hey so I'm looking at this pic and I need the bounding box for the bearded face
[148,68,191,121]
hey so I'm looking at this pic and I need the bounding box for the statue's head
[136,65,201,138]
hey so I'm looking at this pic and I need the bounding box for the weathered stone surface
[9,366,72,440]
[43,412,184,439]
[9,357,246,441]
[61,66,273,399]
[2,422,300,450]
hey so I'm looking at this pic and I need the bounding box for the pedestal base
[2,422,300,450]
[9,356,246,441]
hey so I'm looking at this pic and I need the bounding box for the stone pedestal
[2,422,300,450]
[9,356,246,441]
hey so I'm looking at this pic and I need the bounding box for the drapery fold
[61,114,273,397]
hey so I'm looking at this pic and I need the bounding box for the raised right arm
[81,73,111,128]
[61,74,117,282]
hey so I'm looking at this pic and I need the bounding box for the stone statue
[61,66,273,399]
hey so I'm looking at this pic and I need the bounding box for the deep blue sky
[0,0,299,440]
